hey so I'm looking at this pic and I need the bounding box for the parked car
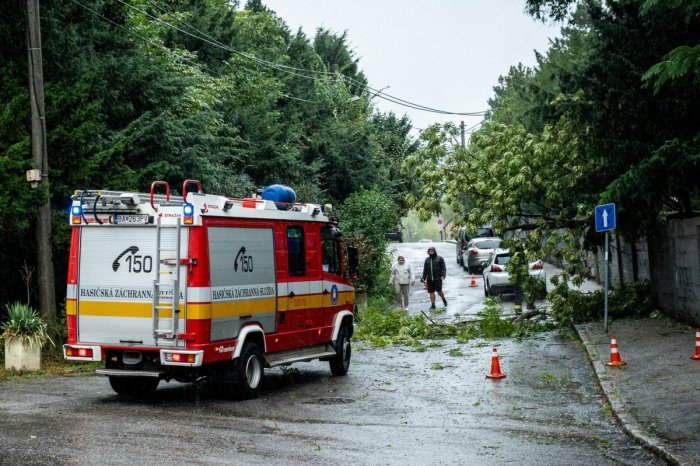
[482,248,546,298]
[464,237,501,273]
[386,225,403,243]
[456,225,496,266]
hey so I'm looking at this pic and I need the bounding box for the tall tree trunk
[615,233,624,287]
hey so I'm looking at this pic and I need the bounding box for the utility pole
[26,0,56,321]
[460,120,466,149]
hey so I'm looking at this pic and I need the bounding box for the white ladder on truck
[153,217,182,345]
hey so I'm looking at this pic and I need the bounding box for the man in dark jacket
[421,246,447,309]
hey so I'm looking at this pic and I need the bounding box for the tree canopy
[0,0,417,309]
[406,0,700,287]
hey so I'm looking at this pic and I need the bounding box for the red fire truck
[63,180,358,399]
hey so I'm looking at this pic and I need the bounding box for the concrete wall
[590,216,700,327]
[650,217,700,326]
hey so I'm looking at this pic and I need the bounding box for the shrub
[1,302,54,348]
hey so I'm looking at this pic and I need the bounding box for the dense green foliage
[354,303,476,347]
[0,0,417,312]
[354,296,553,347]
[339,189,399,295]
[405,0,700,312]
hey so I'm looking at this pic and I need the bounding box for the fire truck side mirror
[347,247,359,279]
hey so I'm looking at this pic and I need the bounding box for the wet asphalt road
[0,242,664,465]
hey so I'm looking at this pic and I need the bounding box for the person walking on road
[390,255,414,310]
[421,246,447,309]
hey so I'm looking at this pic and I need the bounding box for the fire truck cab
[64,180,358,399]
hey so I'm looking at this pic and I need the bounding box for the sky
[262,0,560,136]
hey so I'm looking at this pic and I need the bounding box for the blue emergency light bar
[71,205,83,224]
[183,203,194,224]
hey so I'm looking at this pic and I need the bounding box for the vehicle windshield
[474,239,500,249]
[494,254,511,266]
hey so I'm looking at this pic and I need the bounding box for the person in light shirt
[389,255,414,310]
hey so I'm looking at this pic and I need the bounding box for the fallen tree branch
[452,309,549,325]
[421,311,436,324]
[512,309,548,322]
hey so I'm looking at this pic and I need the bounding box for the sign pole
[595,203,615,334]
[604,230,609,333]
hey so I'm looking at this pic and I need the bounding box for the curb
[574,324,690,466]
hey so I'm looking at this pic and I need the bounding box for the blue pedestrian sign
[595,203,616,232]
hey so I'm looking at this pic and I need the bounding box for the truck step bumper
[96,369,163,378]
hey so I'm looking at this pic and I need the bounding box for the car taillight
[490,264,503,272]
[469,248,478,256]
[531,260,543,270]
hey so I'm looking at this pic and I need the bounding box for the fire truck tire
[233,342,263,399]
[329,324,351,376]
[108,376,159,397]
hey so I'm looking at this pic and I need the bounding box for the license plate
[114,214,150,224]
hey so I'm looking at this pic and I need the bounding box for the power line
[464,119,486,133]
[143,0,333,80]
[72,0,340,112]
[66,0,493,150]
[113,0,488,117]
[69,0,220,76]
[141,0,486,116]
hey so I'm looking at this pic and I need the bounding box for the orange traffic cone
[469,274,477,287]
[486,347,506,379]
[606,336,626,366]
[691,329,700,360]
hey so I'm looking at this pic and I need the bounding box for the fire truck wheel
[329,324,351,376]
[234,342,263,399]
[108,376,159,397]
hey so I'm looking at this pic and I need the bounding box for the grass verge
[0,352,100,382]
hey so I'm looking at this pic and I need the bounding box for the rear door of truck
[75,225,188,348]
